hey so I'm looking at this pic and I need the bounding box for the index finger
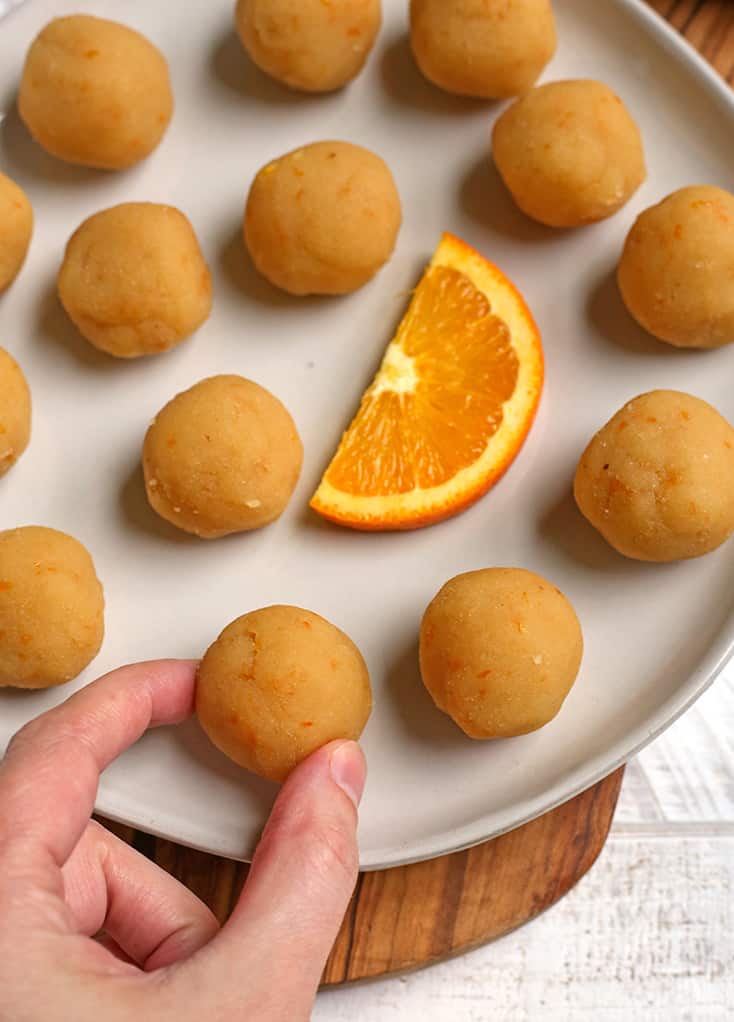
[0,660,197,867]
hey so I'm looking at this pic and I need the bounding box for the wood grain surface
[100,0,734,989]
[648,0,734,83]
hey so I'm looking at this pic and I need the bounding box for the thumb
[186,741,365,1017]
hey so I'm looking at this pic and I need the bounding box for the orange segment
[310,232,544,530]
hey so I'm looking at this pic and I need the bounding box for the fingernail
[329,741,366,809]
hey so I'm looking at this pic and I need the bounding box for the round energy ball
[0,348,31,478]
[617,186,734,349]
[0,172,33,293]
[420,568,583,739]
[492,79,646,228]
[196,606,372,782]
[0,526,104,689]
[18,15,173,170]
[575,390,734,562]
[143,375,303,538]
[244,140,401,295]
[58,203,212,359]
[410,0,556,99]
[235,0,382,93]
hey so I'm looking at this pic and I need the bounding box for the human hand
[0,660,366,1022]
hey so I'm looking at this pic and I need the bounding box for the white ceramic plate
[1,0,733,870]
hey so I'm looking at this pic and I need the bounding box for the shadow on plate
[36,281,141,373]
[209,29,327,107]
[219,224,338,311]
[380,34,490,116]
[119,463,202,546]
[171,716,279,818]
[0,102,113,186]
[119,461,269,550]
[538,486,664,576]
[0,685,44,702]
[459,153,567,244]
[586,268,687,356]
[296,497,337,535]
[386,638,469,749]
[587,268,722,362]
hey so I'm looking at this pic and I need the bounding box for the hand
[0,660,366,1022]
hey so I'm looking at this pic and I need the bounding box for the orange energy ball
[0,172,33,293]
[19,15,173,170]
[245,140,401,295]
[574,390,734,562]
[0,526,104,689]
[0,347,31,477]
[196,606,372,782]
[235,0,382,93]
[492,80,646,227]
[410,0,556,99]
[420,568,583,739]
[58,203,212,359]
[143,375,303,538]
[618,186,734,349]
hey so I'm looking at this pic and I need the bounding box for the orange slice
[310,232,544,530]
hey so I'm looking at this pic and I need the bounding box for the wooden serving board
[101,768,625,983]
[100,0,734,985]
[649,0,734,85]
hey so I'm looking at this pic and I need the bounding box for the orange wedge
[310,232,544,531]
